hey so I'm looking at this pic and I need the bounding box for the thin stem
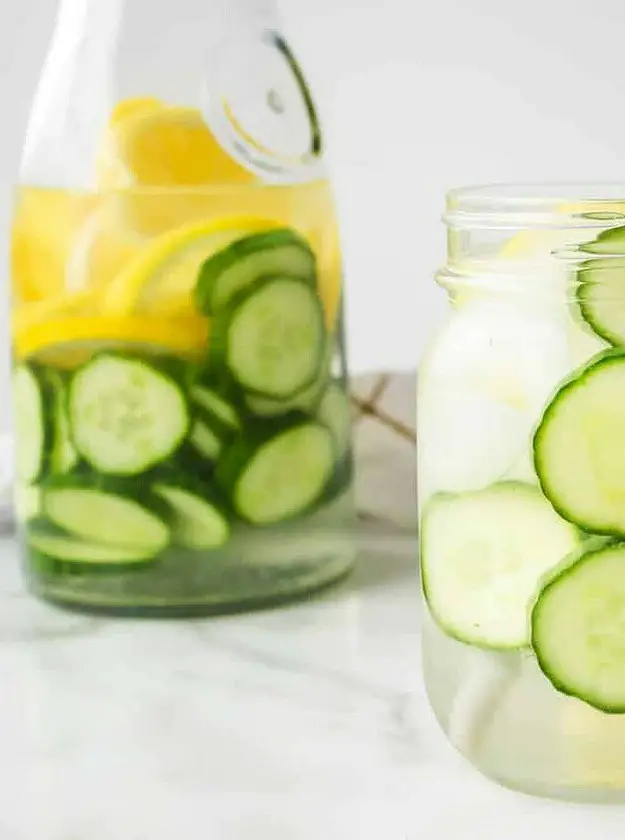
[349,390,416,444]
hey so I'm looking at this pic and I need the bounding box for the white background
[2,0,625,376]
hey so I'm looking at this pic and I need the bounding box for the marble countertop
[1,374,624,838]
[1,523,624,840]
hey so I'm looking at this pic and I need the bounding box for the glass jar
[11,0,357,616]
[418,184,625,801]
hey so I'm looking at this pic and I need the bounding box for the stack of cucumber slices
[14,227,352,573]
[422,222,625,714]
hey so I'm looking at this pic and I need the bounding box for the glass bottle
[418,183,625,801]
[12,0,357,616]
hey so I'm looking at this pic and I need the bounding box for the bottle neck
[49,0,281,66]
[53,0,280,36]
[438,184,625,302]
[53,0,124,48]
[21,0,124,187]
[20,0,294,188]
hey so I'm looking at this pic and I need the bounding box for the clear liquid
[12,180,356,616]
[26,490,356,616]
[423,607,625,801]
[418,244,625,799]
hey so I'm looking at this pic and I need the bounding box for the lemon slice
[500,200,625,258]
[499,229,580,259]
[97,98,165,189]
[12,289,98,332]
[284,179,344,329]
[307,218,342,329]
[98,105,255,190]
[97,101,260,234]
[14,314,208,365]
[102,216,282,317]
[11,189,98,302]
[109,96,163,126]
[65,202,147,293]
[12,291,102,349]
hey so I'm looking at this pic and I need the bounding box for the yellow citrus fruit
[287,180,344,329]
[13,289,100,336]
[113,181,337,240]
[11,189,98,302]
[500,201,625,258]
[65,203,147,293]
[96,102,258,235]
[14,314,208,365]
[109,96,163,126]
[97,97,163,188]
[306,218,342,329]
[98,105,255,189]
[102,216,283,317]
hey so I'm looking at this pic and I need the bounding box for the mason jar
[418,184,625,801]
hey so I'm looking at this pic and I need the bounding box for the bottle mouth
[444,183,625,231]
[439,184,625,300]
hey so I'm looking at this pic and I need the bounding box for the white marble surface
[0,374,623,838]
[1,521,625,839]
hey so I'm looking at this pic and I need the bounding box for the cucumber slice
[245,393,304,418]
[212,277,325,400]
[217,419,335,524]
[195,228,316,315]
[578,258,625,345]
[69,353,190,476]
[153,480,230,549]
[532,540,625,713]
[48,371,79,474]
[421,483,580,649]
[13,365,50,483]
[15,484,41,521]
[28,532,159,565]
[189,418,223,461]
[191,386,241,431]
[534,349,625,536]
[186,385,239,463]
[245,338,332,417]
[580,225,625,255]
[565,299,609,368]
[42,483,170,551]
[318,383,351,458]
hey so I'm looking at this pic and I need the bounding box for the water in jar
[418,187,625,801]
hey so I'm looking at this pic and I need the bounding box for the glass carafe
[419,183,625,801]
[12,0,357,616]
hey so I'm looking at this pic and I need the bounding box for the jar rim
[444,183,625,230]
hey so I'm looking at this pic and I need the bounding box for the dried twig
[351,374,389,428]
[349,388,416,444]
